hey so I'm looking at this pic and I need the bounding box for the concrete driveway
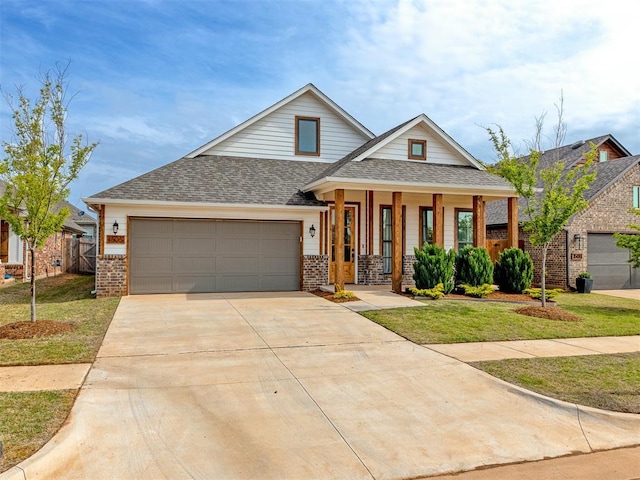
[3,292,639,480]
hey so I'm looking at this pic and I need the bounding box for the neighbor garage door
[587,233,640,289]
[129,218,300,294]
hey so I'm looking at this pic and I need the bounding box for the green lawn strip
[0,275,120,366]
[361,293,640,344]
[0,390,77,472]
[471,353,640,414]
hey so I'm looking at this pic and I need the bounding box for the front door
[329,206,356,283]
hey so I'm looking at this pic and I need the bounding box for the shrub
[334,289,356,300]
[460,283,494,298]
[455,246,494,286]
[577,271,592,279]
[410,283,445,299]
[525,288,563,300]
[413,243,455,293]
[494,248,534,294]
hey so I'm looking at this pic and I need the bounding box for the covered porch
[316,188,519,293]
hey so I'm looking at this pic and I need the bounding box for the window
[599,150,608,163]
[380,205,406,274]
[408,139,426,160]
[419,207,433,246]
[634,186,640,209]
[381,207,392,274]
[295,116,320,156]
[456,210,473,251]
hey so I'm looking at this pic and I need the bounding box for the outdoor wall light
[112,220,119,235]
[573,233,583,250]
[309,224,316,238]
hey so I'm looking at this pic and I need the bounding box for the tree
[484,97,597,306]
[615,209,640,268]
[0,65,97,322]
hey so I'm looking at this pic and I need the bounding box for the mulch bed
[310,289,361,303]
[0,320,74,340]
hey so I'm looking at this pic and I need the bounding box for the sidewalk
[425,335,640,362]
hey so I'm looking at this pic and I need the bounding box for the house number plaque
[570,252,583,261]
[106,235,125,244]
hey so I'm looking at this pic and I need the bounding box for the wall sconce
[573,233,583,250]
[309,224,316,238]
[112,220,119,235]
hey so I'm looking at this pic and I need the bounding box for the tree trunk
[30,246,36,322]
[541,244,548,308]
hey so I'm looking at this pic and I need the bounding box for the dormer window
[599,150,608,163]
[295,116,320,156]
[408,139,426,160]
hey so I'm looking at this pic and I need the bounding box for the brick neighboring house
[0,180,95,284]
[487,135,640,290]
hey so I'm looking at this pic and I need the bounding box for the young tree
[485,98,597,306]
[0,65,97,322]
[615,210,640,268]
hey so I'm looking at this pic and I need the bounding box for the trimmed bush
[410,283,445,299]
[334,290,356,300]
[525,288,563,300]
[460,283,494,298]
[455,246,494,286]
[413,243,456,293]
[494,248,534,294]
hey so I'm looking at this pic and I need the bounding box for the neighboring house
[0,179,95,283]
[486,135,640,290]
[83,83,518,297]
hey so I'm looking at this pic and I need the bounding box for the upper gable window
[599,150,608,163]
[295,116,320,156]
[408,139,426,160]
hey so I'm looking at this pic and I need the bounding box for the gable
[375,123,471,166]
[198,91,372,162]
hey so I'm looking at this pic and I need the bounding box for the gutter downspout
[565,228,571,290]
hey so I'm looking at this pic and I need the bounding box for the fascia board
[81,197,328,211]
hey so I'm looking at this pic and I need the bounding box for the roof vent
[571,140,585,149]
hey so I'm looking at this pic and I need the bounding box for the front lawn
[361,293,640,344]
[0,274,120,473]
[0,274,120,366]
[472,353,640,414]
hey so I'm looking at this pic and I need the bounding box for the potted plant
[576,272,594,293]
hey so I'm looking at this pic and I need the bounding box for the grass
[472,353,640,413]
[0,274,120,366]
[361,292,640,344]
[0,274,120,472]
[0,390,77,472]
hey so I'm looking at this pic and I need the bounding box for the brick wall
[0,263,4,284]
[567,163,640,287]
[96,254,127,297]
[302,255,328,291]
[487,226,567,288]
[358,255,415,286]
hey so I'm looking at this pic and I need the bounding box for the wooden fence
[64,238,96,274]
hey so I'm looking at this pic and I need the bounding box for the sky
[1,0,639,212]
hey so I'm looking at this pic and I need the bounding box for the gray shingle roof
[89,156,328,206]
[486,154,640,226]
[313,157,512,189]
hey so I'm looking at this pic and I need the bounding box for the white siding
[103,205,321,256]
[203,92,370,162]
[376,124,470,166]
[8,227,23,264]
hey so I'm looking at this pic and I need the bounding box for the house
[0,179,96,284]
[83,84,518,297]
[486,135,640,290]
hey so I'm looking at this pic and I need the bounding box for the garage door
[587,233,640,289]
[129,218,300,294]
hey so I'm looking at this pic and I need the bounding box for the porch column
[473,195,486,248]
[507,196,518,248]
[392,191,403,294]
[335,189,345,291]
[432,193,444,247]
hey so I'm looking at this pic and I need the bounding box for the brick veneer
[357,255,415,286]
[302,255,328,291]
[96,254,127,297]
[0,263,4,284]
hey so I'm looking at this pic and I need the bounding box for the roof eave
[82,197,328,211]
